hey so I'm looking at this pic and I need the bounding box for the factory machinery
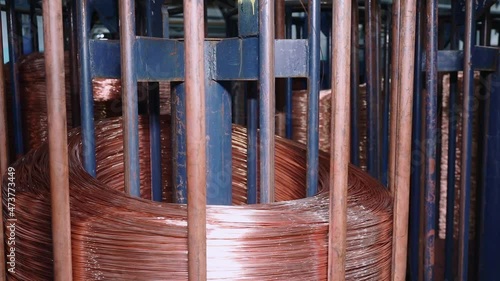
[0,0,499,280]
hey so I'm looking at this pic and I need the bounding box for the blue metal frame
[350,1,359,167]
[285,7,293,139]
[247,83,258,204]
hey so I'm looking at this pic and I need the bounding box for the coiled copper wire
[4,114,393,280]
[438,72,480,240]
[291,85,368,170]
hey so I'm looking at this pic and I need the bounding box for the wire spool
[4,115,393,280]
[438,72,480,240]
[291,85,368,170]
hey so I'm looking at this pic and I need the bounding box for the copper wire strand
[290,85,368,170]
[3,114,392,280]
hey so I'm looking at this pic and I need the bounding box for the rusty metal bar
[42,0,73,279]
[184,0,208,279]
[458,0,476,279]
[328,0,352,279]
[259,0,275,204]
[423,0,438,279]
[119,0,141,197]
[390,0,417,280]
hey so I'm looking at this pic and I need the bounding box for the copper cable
[438,72,480,240]
[291,85,368,170]
[3,115,393,280]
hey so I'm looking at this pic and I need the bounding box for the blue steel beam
[306,0,321,197]
[119,0,141,197]
[258,0,275,204]
[76,0,96,177]
[458,0,476,279]
[381,5,391,186]
[238,0,258,37]
[172,83,187,203]
[89,38,308,80]
[424,0,438,279]
[6,0,23,157]
[421,47,499,72]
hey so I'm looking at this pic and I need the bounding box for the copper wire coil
[291,85,368,170]
[4,114,393,280]
[438,72,480,240]
[7,52,171,152]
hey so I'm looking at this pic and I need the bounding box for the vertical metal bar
[76,0,96,177]
[328,0,352,279]
[0,16,8,281]
[424,0,438,279]
[6,0,23,157]
[445,1,459,279]
[172,83,187,203]
[350,0,360,167]
[119,0,140,197]
[29,0,38,52]
[390,0,417,280]
[388,0,401,195]
[184,0,207,278]
[365,0,381,180]
[285,8,293,139]
[259,0,275,204]
[306,0,320,197]
[474,11,491,280]
[477,10,492,281]
[69,0,80,128]
[381,5,391,186]
[410,0,423,279]
[275,0,285,133]
[247,83,258,204]
[0,19,6,172]
[144,0,163,202]
[458,1,476,279]
[42,0,73,279]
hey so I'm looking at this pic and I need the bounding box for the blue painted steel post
[172,83,188,203]
[285,7,293,139]
[259,0,275,203]
[350,0,360,167]
[76,0,96,176]
[478,43,500,281]
[458,1,476,279]
[6,0,23,157]
[144,0,163,202]
[119,0,141,197]
[424,0,438,279]
[445,1,459,279]
[409,0,423,279]
[247,83,258,204]
[306,0,321,197]
[69,0,80,128]
[205,43,232,206]
[365,0,381,180]
[238,0,259,204]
